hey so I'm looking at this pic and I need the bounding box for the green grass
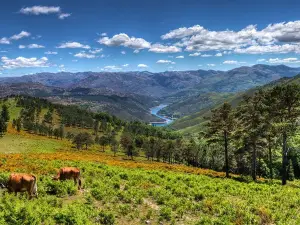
[0,155,300,224]
[0,99,22,121]
[0,133,64,153]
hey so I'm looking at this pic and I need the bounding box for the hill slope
[171,74,300,134]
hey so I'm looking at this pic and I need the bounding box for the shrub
[96,211,115,225]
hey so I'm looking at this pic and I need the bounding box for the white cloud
[133,49,139,54]
[57,42,90,49]
[59,13,71,19]
[99,33,151,49]
[20,6,61,15]
[101,33,107,37]
[89,48,103,54]
[45,51,58,55]
[257,59,266,62]
[198,64,203,67]
[156,60,175,64]
[223,60,239,65]
[102,65,122,71]
[176,55,184,59]
[0,38,10,44]
[161,25,205,40]
[223,60,247,65]
[1,56,49,69]
[267,57,300,64]
[123,64,129,67]
[137,64,148,68]
[201,54,212,57]
[28,44,45,49]
[10,31,31,40]
[18,44,45,49]
[149,44,181,53]
[207,64,216,67]
[74,52,96,59]
[215,53,222,57]
[189,52,201,57]
[162,21,300,54]
[234,44,300,54]
[121,51,126,55]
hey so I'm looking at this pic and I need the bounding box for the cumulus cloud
[223,60,246,65]
[149,44,181,53]
[267,57,300,64]
[123,64,129,67]
[0,38,10,44]
[207,64,215,67]
[89,48,103,54]
[162,21,300,54]
[189,52,201,57]
[257,59,266,62]
[156,60,175,64]
[121,51,126,55]
[234,44,300,54]
[133,49,139,54]
[215,53,222,57]
[74,52,96,59]
[101,33,107,37]
[10,31,31,40]
[102,65,122,71]
[161,25,205,40]
[99,33,151,49]
[19,45,26,49]
[201,54,212,57]
[1,56,49,69]
[57,42,90,49]
[28,44,45,48]
[137,64,148,68]
[45,51,58,55]
[176,56,184,59]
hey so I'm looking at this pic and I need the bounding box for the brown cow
[53,167,81,189]
[6,173,38,199]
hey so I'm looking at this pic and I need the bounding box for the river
[150,104,173,127]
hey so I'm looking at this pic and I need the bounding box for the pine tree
[267,84,300,185]
[1,105,10,122]
[0,117,7,137]
[206,102,235,178]
[235,91,265,181]
[288,159,295,181]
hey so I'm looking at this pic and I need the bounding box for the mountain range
[0,64,300,122]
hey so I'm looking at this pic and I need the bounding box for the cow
[5,173,38,199]
[53,167,82,189]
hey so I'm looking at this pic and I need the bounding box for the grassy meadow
[0,98,300,224]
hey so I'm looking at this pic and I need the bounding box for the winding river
[150,104,173,126]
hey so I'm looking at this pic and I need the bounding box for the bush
[159,206,172,221]
[96,211,115,225]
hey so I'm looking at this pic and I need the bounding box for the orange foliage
[0,151,227,178]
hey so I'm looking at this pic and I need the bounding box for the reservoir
[150,104,173,127]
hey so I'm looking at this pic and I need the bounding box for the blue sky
[1,0,300,76]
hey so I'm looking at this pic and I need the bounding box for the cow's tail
[32,175,38,198]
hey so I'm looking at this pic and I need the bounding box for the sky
[1,0,300,76]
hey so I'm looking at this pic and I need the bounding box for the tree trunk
[224,130,229,178]
[268,135,273,180]
[252,141,257,181]
[282,132,288,185]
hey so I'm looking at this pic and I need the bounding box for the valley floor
[0,129,300,224]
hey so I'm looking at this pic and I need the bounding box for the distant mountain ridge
[2,64,300,98]
[0,64,300,122]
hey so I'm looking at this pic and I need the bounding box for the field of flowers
[0,149,299,224]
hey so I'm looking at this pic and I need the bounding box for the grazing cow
[53,167,81,189]
[6,173,38,199]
